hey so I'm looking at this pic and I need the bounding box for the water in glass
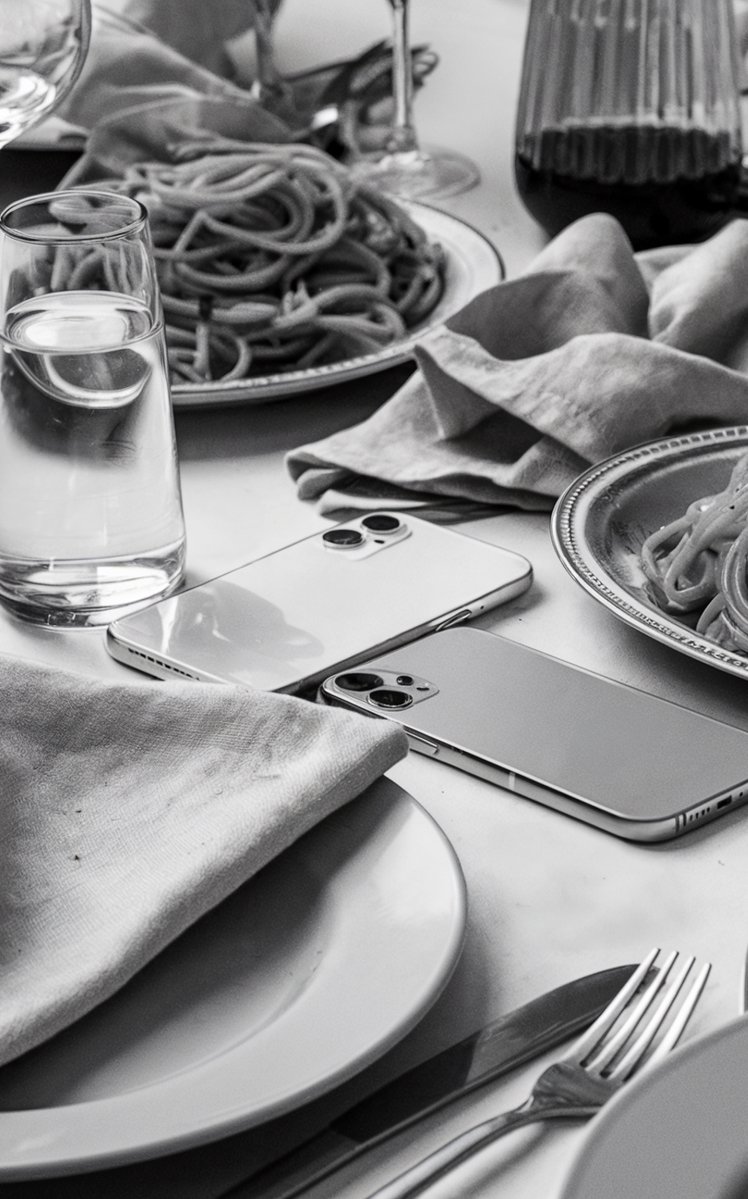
[0,192,185,627]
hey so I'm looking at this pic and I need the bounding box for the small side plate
[560,1014,748,1199]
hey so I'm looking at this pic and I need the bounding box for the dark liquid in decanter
[514,123,740,249]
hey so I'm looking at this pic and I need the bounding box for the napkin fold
[57,3,421,173]
[55,1,293,152]
[0,656,406,1068]
[286,213,748,516]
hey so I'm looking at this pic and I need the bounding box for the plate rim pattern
[551,426,748,680]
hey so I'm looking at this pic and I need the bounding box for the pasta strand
[641,450,748,651]
[90,142,447,384]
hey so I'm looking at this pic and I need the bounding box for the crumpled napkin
[54,1,293,153]
[286,213,748,516]
[55,2,412,172]
[0,655,406,1068]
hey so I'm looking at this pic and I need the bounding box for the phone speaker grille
[678,786,748,833]
[683,805,714,829]
[122,645,200,681]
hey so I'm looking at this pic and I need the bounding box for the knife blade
[222,963,637,1199]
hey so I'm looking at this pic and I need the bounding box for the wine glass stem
[389,0,419,153]
[252,0,292,111]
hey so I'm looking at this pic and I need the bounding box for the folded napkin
[287,213,748,516]
[1,656,406,1068]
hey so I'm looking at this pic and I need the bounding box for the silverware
[218,963,638,1199]
[364,948,710,1199]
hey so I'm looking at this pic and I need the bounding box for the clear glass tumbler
[514,0,744,249]
[0,190,186,627]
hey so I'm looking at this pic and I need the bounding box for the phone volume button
[407,732,440,756]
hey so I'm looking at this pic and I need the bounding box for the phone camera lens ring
[360,513,402,534]
[369,687,413,710]
[336,672,384,691]
[322,527,366,548]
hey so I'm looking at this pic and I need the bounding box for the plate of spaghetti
[551,427,748,680]
[93,143,504,407]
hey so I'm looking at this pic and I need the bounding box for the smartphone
[106,513,532,694]
[319,626,748,842]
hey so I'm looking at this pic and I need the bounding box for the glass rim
[0,189,148,244]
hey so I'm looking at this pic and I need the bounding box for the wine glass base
[349,146,480,201]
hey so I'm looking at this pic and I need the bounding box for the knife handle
[218,1122,415,1199]
[216,963,639,1199]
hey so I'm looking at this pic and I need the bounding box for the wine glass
[348,0,480,201]
[0,0,92,148]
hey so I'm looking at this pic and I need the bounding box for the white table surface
[3,2,748,1197]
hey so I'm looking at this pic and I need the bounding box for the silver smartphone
[106,513,532,694]
[319,626,748,842]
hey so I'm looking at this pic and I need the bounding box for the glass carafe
[514,0,744,248]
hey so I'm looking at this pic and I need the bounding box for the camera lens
[395,675,414,686]
[361,514,402,533]
[369,688,413,709]
[322,527,365,548]
[336,672,384,691]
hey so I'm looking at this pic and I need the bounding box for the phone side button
[407,733,440,756]
[435,609,472,631]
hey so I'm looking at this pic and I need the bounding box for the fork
[363,947,710,1199]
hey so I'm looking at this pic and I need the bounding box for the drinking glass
[514,0,744,249]
[0,0,92,147]
[348,0,479,201]
[0,191,186,627]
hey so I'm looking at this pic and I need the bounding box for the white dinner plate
[169,202,505,408]
[560,1015,748,1199]
[0,777,466,1179]
[551,426,748,681]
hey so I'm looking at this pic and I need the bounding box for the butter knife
[221,963,637,1199]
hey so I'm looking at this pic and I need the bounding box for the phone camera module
[361,514,402,534]
[322,527,366,549]
[336,672,384,691]
[369,687,413,710]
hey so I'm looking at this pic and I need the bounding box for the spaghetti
[94,142,447,383]
[640,451,748,650]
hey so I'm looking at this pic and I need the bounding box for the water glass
[0,190,186,627]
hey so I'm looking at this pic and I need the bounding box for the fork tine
[586,950,681,1073]
[612,959,711,1080]
[569,946,660,1061]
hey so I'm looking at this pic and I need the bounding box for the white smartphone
[319,626,748,842]
[106,513,532,694]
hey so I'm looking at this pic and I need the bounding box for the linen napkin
[54,1,293,150]
[0,655,407,1068]
[56,3,424,169]
[286,213,748,516]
